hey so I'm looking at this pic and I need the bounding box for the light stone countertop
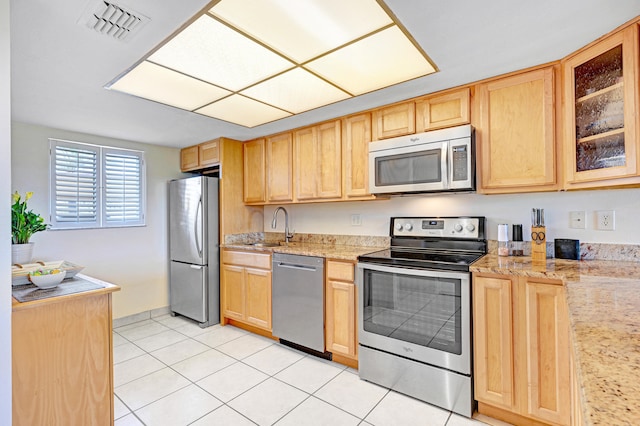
[221,241,385,261]
[471,255,640,425]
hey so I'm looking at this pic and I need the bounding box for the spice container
[511,224,524,256]
[498,224,509,256]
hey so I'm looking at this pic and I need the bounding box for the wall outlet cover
[595,210,615,231]
[569,211,586,229]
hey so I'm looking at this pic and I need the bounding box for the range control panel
[391,217,483,239]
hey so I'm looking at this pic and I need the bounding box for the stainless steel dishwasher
[272,253,325,353]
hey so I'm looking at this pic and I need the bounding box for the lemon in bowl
[29,269,66,289]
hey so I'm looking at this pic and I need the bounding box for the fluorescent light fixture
[196,94,292,128]
[110,61,231,110]
[107,0,437,128]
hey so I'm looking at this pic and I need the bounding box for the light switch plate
[350,214,362,226]
[569,211,586,229]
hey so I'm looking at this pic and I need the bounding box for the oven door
[356,262,471,375]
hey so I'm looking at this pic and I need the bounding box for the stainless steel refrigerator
[169,176,219,328]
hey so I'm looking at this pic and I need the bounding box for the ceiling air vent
[78,0,149,42]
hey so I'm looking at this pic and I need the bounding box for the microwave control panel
[451,145,469,182]
[391,217,482,239]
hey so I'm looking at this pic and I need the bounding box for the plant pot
[12,243,34,265]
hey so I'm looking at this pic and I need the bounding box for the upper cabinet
[343,113,374,199]
[294,120,342,201]
[372,101,416,140]
[563,25,639,187]
[243,138,266,204]
[180,139,220,171]
[415,88,471,132]
[266,132,294,203]
[476,66,559,193]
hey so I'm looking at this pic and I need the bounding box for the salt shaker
[498,224,509,256]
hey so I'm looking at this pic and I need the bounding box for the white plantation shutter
[103,148,144,226]
[49,139,145,229]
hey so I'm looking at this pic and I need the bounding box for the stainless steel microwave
[369,124,475,194]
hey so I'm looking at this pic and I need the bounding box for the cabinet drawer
[222,250,271,269]
[327,260,354,281]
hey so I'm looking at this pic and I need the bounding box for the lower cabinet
[473,273,571,426]
[325,260,358,361]
[221,249,272,331]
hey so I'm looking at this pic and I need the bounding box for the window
[49,139,145,229]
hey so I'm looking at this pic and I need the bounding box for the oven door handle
[356,262,470,280]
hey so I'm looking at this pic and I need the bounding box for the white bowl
[29,270,66,289]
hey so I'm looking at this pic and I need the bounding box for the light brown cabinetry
[243,138,266,204]
[342,113,375,199]
[266,132,294,203]
[221,249,272,331]
[415,88,471,132]
[473,273,570,426]
[180,139,221,171]
[325,260,358,363]
[476,66,559,193]
[372,101,416,140]
[12,281,119,425]
[294,120,342,201]
[563,25,639,188]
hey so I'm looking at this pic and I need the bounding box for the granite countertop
[471,255,640,425]
[222,241,385,261]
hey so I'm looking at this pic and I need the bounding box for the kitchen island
[12,274,120,426]
[471,255,640,426]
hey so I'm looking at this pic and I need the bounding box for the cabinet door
[180,146,199,171]
[325,279,356,357]
[243,139,266,204]
[316,120,342,199]
[221,264,245,321]
[563,25,638,185]
[416,88,470,131]
[294,127,317,200]
[525,279,571,425]
[343,113,372,198]
[266,133,294,202]
[372,101,416,140]
[199,139,220,167]
[473,275,515,410]
[245,267,272,331]
[478,67,557,192]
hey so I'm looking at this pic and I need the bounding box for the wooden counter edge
[12,273,120,311]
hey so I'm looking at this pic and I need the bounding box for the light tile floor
[113,315,489,426]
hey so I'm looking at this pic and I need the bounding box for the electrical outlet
[569,211,586,229]
[595,210,615,230]
[350,214,362,226]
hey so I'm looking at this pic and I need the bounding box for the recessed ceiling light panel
[241,68,350,113]
[211,0,393,63]
[149,16,294,91]
[196,94,292,128]
[109,61,231,110]
[305,26,436,96]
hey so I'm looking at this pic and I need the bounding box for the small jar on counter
[511,224,524,256]
[498,224,509,256]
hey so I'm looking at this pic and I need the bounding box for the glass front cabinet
[563,25,639,185]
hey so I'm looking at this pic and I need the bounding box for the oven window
[375,148,441,187]
[362,269,462,355]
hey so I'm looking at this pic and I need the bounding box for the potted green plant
[11,191,48,265]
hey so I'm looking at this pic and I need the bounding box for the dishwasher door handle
[276,263,318,272]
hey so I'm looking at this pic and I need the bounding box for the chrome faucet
[271,206,294,243]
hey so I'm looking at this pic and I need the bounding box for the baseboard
[113,306,170,328]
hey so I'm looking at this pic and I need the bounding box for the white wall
[1,0,11,421]
[11,122,185,318]
[266,188,640,244]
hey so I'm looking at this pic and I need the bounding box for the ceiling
[10,0,640,148]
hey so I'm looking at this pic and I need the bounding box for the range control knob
[454,224,463,232]
[395,223,403,231]
[466,223,476,232]
[404,223,413,231]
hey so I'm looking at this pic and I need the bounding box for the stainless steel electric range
[356,216,487,417]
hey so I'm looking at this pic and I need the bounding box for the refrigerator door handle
[194,196,203,257]
[190,265,203,270]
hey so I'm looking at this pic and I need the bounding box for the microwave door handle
[441,142,449,189]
